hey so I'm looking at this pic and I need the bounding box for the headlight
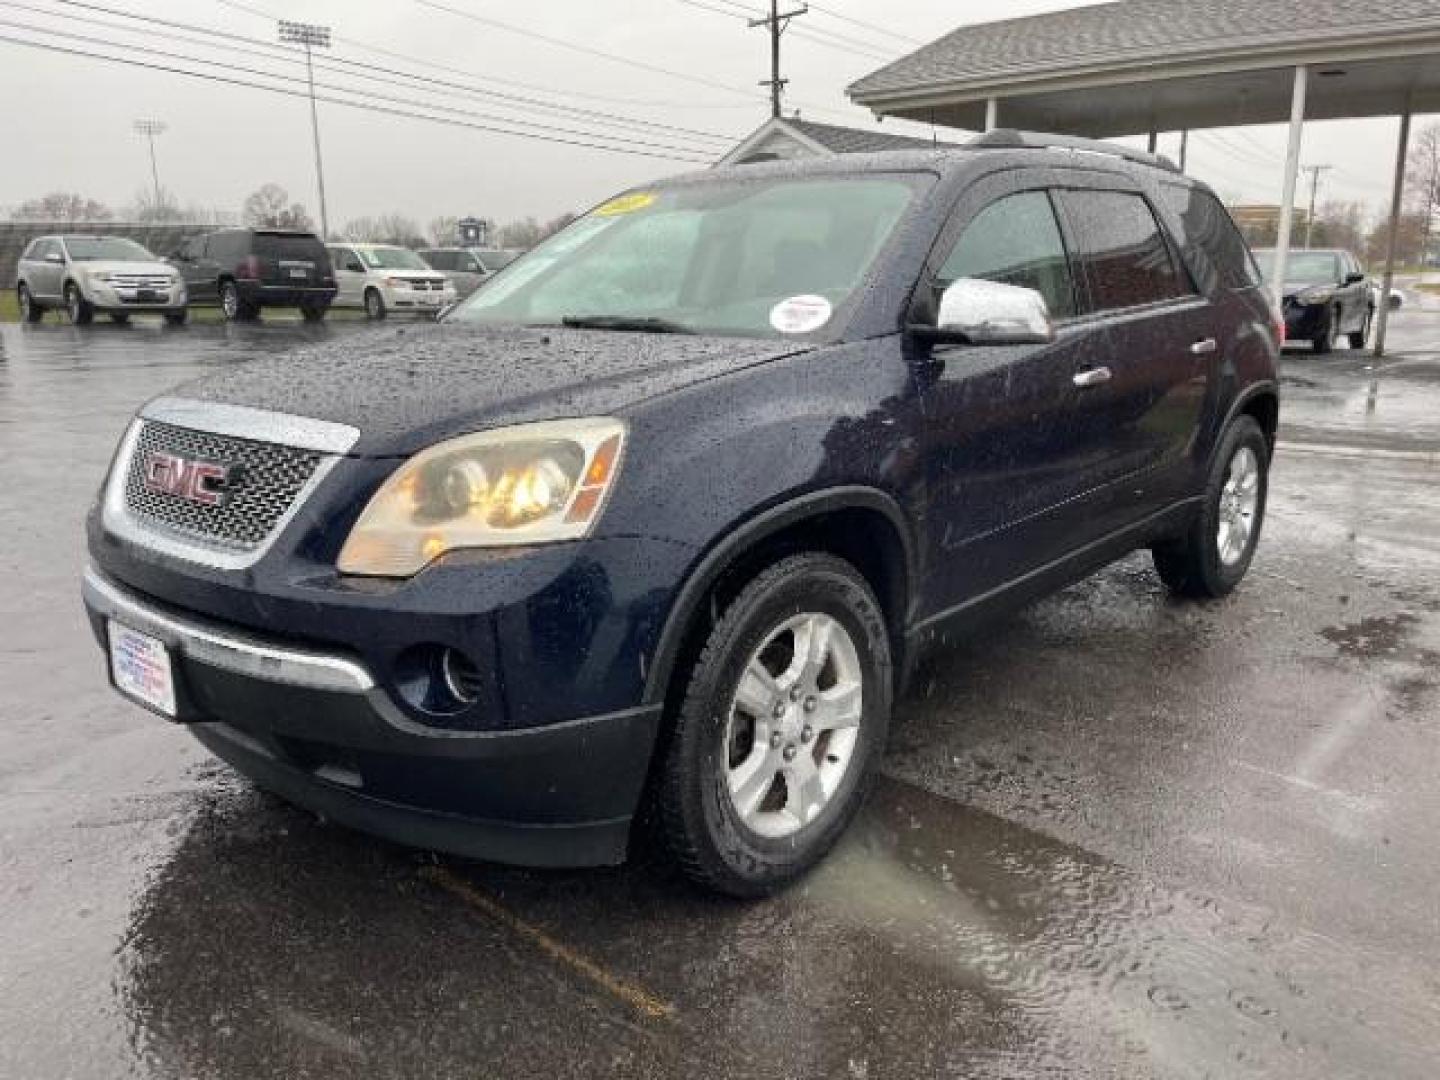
[337,418,626,577]
[384,276,408,288]
[1298,288,1334,305]
[87,271,113,283]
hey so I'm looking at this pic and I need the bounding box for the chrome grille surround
[102,398,360,571]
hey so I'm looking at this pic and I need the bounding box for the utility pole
[132,119,167,216]
[748,0,808,118]
[1302,164,1332,248]
[279,19,332,238]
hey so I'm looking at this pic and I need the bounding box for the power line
[676,0,896,62]
[27,0,740,144]
[0,30,717,163]
[748,0,809,119]
[804,2,926,46]
[0,9,720,157]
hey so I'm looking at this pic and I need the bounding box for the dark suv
[169,228,336,321]
[1252,246,1371,352]
[84,132,1279,896]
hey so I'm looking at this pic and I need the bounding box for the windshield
[1253,250,1340,285]
[64,237,154,261]
[358,246,430,271]
[448,175,925,338]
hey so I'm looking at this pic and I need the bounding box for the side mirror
[45,251,64,264]
[1344,271,1365,285]
[346,259,365,273]
[914,278,1055,346]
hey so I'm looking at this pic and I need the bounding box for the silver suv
[16,235,188,325]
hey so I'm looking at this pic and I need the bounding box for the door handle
[1190,337,1218,356]
[1072,366,1112,388]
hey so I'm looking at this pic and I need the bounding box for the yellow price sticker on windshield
[594,192,656,217]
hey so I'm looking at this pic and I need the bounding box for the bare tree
[1405,122,1440,265]
[1365,209,1429,267]
[428,215,459,246]
[373,213,425,247]
[1310,200,1369,256]
[242,183,312,230]
[13,192,113,222]
[125,186,184,223]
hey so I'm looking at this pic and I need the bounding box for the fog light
[441,648,482,704]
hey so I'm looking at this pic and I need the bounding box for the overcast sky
[0,0,1432,231]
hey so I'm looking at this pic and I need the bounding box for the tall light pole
[133,118,167,216]
[279,19,331,238]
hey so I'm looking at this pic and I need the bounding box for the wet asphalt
[1,303,1438,1079]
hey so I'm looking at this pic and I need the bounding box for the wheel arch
[1223,382,1279,458]
[642,486,917,713]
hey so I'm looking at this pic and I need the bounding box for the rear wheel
[220,280,257,321]
[300,301,328,323]
[17,284,43,323]
[364,287,387,320]
[1153,416,1269,599]
[109,313,131,325]
[163,308,188,327]
[65,283,94,325]
[1348,306,1372,350]
[659,553,891,897]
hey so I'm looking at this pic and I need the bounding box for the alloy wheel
[1217,445,1260,566]
[722,612,863,838]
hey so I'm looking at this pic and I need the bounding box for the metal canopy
[848,0,1440,355]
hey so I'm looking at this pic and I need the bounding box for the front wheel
[17,284,43,323]
[364,288,387,320]
[1153,416,1269,599]
[1348,307,1372,350]
[1311,310,1337,353]
[659,553,892,897]
[220,281,257,321]
[65,283,94,325]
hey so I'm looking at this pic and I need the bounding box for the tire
[219,280,257,321]
[1153,416,1269,599]
[1348,307,1372,350]
[17,284,43,323]
[65,283,94,325]
[300,301,328,323]
[364,288,387,320]
[1311,309,1337,353]
[164,308,188,327]
[109,313,131,325]
[658,553,892,897]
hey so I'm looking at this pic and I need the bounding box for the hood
[174,323,812,455]
[74,260,175,276]
[1280,281,1336,299]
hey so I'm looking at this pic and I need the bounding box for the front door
[915,179,1128,616]
[330,247,366,306]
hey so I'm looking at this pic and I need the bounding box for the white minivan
[326,243,456,320]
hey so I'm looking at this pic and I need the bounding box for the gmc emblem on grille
[143,452,235,507]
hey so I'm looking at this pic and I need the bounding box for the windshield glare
[359,246,430,270]
[1254,250,1340,285]
[449,176,924,338]
[64,238,154,261]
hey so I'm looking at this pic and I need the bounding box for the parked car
[169,228,335,322]
[416,247,490,299]
[1252,247,1371,352]
[327,243,456,319]
[83,132,1279,896]
[16,235,187,325]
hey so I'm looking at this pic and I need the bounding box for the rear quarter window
[1161,185,1261,292]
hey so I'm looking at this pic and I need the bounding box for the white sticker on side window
[769,294,832,334]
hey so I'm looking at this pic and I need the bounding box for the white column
[1272,65,1308,311]
[984,97,998,132]
[1373,98,1413,358]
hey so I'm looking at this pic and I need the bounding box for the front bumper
[82,567,661,866]
[1282,298,1331,340]
[84,282,186,311]
[383,285,456,311]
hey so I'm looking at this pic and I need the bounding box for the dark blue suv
[84,132,1279,896]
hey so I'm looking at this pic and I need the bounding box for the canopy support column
[1272,65,1308,311]
[1179,129,1189,171]
[984,97,998,131]
[1374,95,1414,358]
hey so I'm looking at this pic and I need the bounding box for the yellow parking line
[419,865,675,1021]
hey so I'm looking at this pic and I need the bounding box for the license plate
[108,621,176,717]
[136,289,158,302]
[289,267,308,279]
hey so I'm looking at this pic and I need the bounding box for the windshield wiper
[560,315,695,335]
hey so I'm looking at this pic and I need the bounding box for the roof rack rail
[970,129,1181,174]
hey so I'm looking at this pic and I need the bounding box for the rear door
[186,234,222,302]
[915,172,1132,610]
[28,239,63,298]
[1050,181,1212,531]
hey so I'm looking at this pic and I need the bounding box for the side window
[937,190,1077,319]
[1160,185,1260,292]
[1056,189,1191,312]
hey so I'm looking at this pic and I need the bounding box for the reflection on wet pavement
[3,316,1440,1078]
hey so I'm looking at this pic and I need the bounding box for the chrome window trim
[84,567,373,693]
[103,399,359,571]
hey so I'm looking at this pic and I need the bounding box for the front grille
[121,421,324,550]
[112,274,172,290]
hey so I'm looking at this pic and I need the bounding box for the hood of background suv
[172,323,811,455]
